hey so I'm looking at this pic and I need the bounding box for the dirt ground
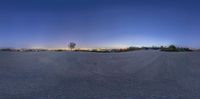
[0,50,200,99]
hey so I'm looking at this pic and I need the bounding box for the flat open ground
[0,50,200,99]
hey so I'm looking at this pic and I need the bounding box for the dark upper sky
[0,0,200,48]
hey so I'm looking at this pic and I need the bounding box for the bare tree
[68,42,76,50]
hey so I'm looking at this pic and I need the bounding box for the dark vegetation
[0,45,193,53]
[68,42,76,50]
[0,48,18,51]
[160,45,193,52]
[0,48,48,52]
[74,45,193,53]
[53,49,66,52]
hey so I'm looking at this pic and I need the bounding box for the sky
[0,0,200,48]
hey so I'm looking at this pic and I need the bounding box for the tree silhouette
[168,45,177,51]
[68,42,76,50]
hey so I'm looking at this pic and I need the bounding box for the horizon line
[0,45,199,50]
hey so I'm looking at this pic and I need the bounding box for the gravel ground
[0,50,200,99]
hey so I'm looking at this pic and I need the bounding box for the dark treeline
[0,45,194,53]
[75,45,193,53]
[0,48,48,52]
[160,45,193,52]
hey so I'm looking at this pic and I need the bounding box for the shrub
[127,47,141,51]
[0,48,16,51]
[161,45,192,52]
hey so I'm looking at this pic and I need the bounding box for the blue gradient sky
[0,0,200,48]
